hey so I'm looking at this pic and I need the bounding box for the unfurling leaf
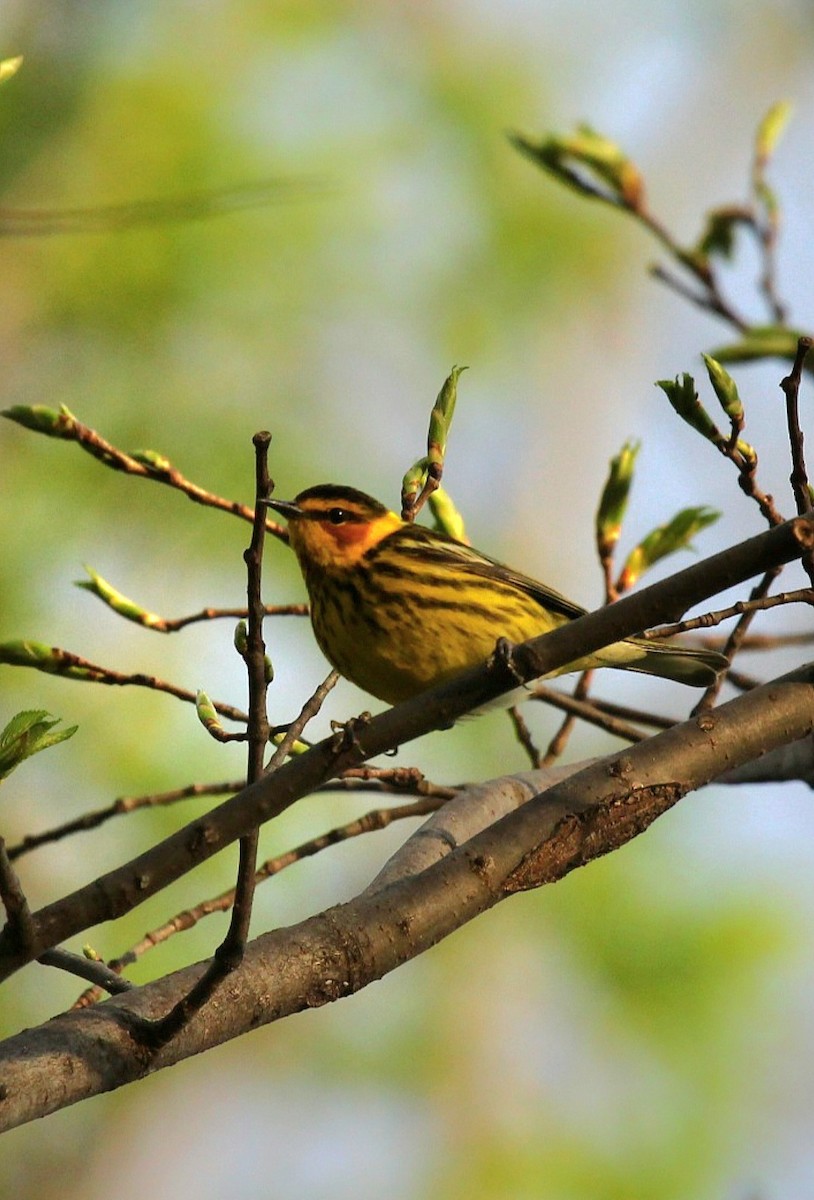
[709,327,809,365]
[695,206,749,261]
[656,375,725,447]
[596,440,640,557]
[511,125,644,210]
[619,506,720,590]
[0,710,77,783]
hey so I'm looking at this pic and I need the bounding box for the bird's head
[264,484,403,570]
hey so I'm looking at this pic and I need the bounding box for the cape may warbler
[265,484,725,706]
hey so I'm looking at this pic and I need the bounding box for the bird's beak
[260,496,302,519]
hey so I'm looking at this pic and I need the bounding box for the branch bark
[0,665,811,1131]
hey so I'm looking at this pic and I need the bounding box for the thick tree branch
[0,665,811,1131]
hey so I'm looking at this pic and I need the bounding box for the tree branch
[1,664,811,1130]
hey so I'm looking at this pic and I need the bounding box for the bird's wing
[387,526,587,621]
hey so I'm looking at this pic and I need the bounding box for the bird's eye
[326,507,348,525]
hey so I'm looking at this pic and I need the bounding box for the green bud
[76,566,164,629]
[427,365,467,468]
[429,486,468,543]
[195,689,223,737]
[701,354,744,423]
[0,639,62,671]
[735,439,758,467]
[233,620,249,657]
[2,404,77,437]
[0,640,98,680]
[0,709,77,782]
[400,461,425,511]
[131,449,173,474]
[264,655,275,685]
[596,440,640,554]
[270,728,309,755]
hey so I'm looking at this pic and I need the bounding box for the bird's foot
[330,711,373,755]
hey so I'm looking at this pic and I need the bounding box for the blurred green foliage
[1,4,812,1200]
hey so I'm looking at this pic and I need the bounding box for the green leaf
[620,507,720,589]
[709,327,808,365]
[0,710,77,783]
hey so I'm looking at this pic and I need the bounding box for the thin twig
[645,587,814,639]
[751,124,787,324]
[699,628,814,652]
[3,408,289,540]
[0,645,249,724]
[150,603,307,633]
[8,766,451,864]
[6,779,244,862]
[38,948,134,995]
[780,337,814,585]
[507,706,543,767]
[542,669,595,765]
[693,567,781,712]
[0,177,323,237]
[530,678,650,744]
[135,434,275,1049]
[0,838,35,956]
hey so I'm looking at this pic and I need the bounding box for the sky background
[2,2,814,1197]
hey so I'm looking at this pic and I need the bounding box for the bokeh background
[2,2,814,1197]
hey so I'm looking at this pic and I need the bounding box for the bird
[263,484,726,706]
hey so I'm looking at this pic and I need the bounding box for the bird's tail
[619,638,728,687]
